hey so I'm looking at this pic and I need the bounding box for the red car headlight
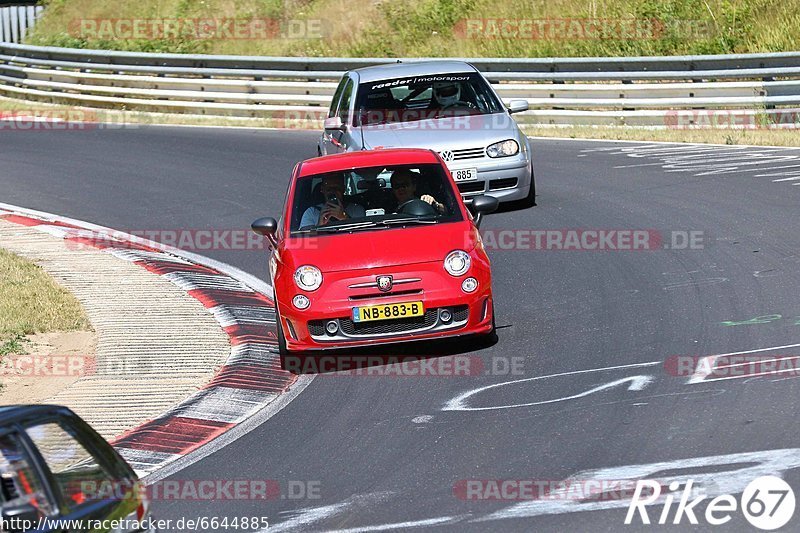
[294,265,323,291]
[444,250,471,276]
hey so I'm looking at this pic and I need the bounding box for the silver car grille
[441,147,485,161]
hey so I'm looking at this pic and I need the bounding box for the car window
[337,78,355,125]
[291,163,463,234]
[25,423,117,512]
[0,432,54,517]
[328,75,349,118]
[355,72,504,125]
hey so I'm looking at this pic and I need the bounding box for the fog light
[440,309,452,322]
[325,320,339,335]
[461,277,478,293]
[292,294,310,309]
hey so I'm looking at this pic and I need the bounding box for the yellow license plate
[352,301,425,323]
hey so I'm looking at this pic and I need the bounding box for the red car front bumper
[275,260,493,352]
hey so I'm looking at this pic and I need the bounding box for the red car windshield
[290,163,464,235]
[354,73,504,126]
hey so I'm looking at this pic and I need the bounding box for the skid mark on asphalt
[580,143,800,183]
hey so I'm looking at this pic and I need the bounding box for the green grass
[0,334,26,357]
[0,247,90,352]
[24,0,800,57]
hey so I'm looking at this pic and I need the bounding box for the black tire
[520,162,536,208]
[274,289,290,356]
[479,303,499,346]
[276,314,289,356]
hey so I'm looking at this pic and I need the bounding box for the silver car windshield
[354,73,504,126]
[291,164,464,235]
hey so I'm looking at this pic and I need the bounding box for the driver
[391,169,446,214]
[300,174,365,228]
[432,81,461,107]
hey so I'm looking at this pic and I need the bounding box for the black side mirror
[470,195,499,228]
[251,217,278,246]
[2,503,41,531]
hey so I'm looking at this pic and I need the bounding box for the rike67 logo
[626,476,795,530]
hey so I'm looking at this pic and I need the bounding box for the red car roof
[298,148,441,176]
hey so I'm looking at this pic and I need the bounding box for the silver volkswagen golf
[317,61,536,207]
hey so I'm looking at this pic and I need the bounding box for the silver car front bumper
[449,156,533,203]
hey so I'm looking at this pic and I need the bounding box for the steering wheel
[397,198,437,216]
[441,101,477,111]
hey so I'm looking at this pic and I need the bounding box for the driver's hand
[320,203,346,225]
[421,195,445,213]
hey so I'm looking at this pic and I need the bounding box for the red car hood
[280,221,480,273]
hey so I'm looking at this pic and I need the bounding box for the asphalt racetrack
[2,124,800,531]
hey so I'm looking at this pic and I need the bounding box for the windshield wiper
[378,217,438,226]
[295,217,437,235]
[307,221,385,233]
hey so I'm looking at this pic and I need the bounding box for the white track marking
[752,164,800,176]
[688,355,800,383]
[686,343,800,384]
[581,143,800,184]
[662,278,728,290]
[443,362,659,412]
[476,448,800,522]
[262,493,391,533]
[319,516,464,532]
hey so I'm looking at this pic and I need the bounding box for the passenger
[300,174,365,228]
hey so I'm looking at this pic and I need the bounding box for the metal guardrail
[0,5,42,44]
[1,42,800,127]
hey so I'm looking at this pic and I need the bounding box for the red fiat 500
[252,148,498,354]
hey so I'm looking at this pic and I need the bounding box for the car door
[321,76,356,154]
[23,418,144,532]
[320,75,348,155]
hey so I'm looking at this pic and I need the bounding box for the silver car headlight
[444,250,471,276]
[486,139,519,158]
[294,265,322,291]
